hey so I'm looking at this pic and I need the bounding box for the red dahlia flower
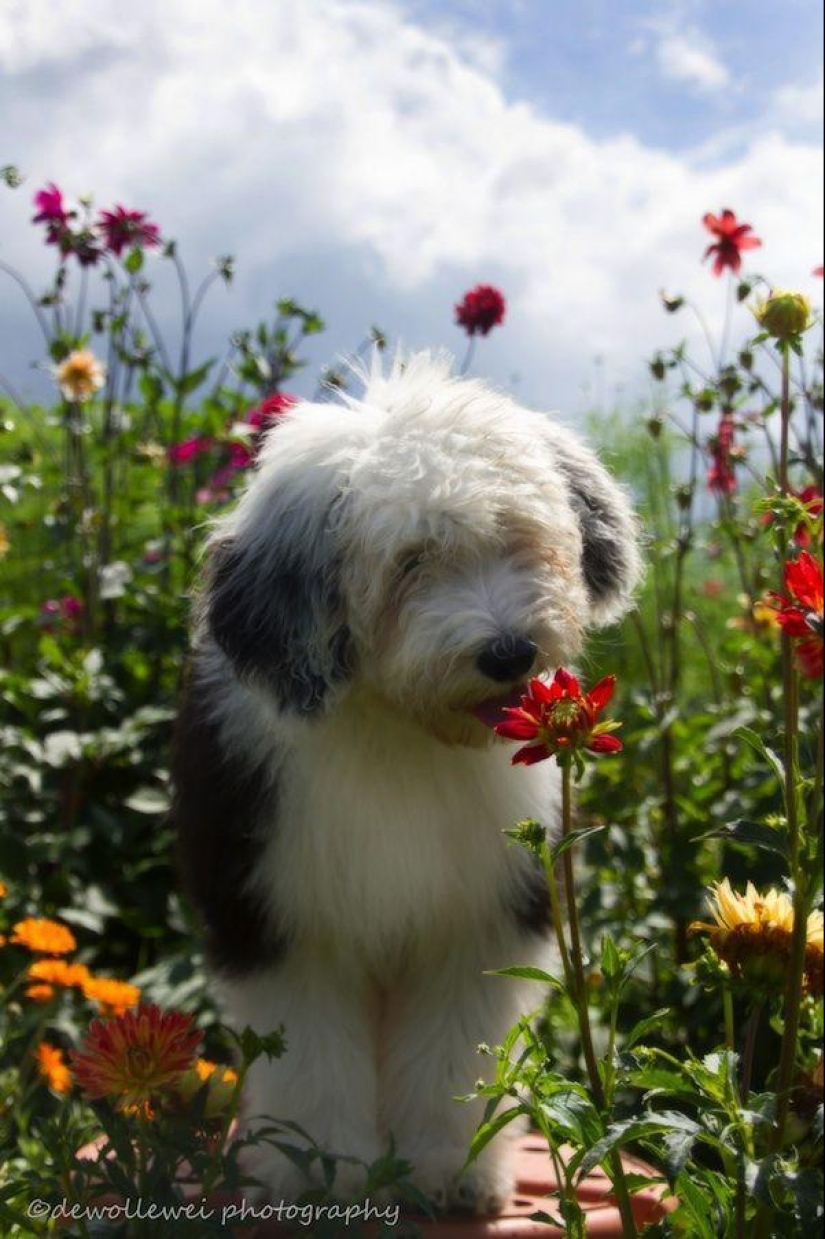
[70,1004,201,1109]
[97,205,161,257]
[772,552,824,679]
[493,669,622,766]
[702,209,762,277]
[246,391,297,431]
[455,285,506,336]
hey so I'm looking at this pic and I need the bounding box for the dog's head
[200,353,641,743]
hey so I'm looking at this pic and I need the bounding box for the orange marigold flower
[34,1043,72,1094]
[690,878,824,997]
[81,976,141,1017]
[10,918,77,955]
[26,983,56,1003]
[28,959,90,989]
[0,879,8,899]
[771,551,824,679]
[486,669,623,767]
[70,1004,201,1109]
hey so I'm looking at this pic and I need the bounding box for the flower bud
[646,416,663,438]
[755,290,812,341]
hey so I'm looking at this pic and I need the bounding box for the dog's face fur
[200,354,640,745]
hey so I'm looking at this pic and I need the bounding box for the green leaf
[696,818,789,860]
[625,1008,672,1049]
[736,726,786,789]
[175,359,215,397]
[485,965,565,991]
[465,1106,524,1166]
[549,824,606,862]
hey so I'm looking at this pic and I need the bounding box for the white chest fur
[250,693,558,967]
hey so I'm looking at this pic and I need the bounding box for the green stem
[753,344,809,1239]
[540,844,574,994]
[722,989,735,1053]
[558,763,638,1238]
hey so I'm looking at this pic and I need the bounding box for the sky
[0,0,823,418]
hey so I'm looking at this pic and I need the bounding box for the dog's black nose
[476,637,537,683]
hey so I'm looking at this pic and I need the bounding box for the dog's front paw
[409,1149,512,1216]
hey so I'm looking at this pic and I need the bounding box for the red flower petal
[495,713,540,740]
[552,667,580,695]
[587,733,623,754]
[512,743,552,766]
[587,675,616,710]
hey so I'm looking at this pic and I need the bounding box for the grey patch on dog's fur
[553,450,639,621]
[172,665,288,974]
[205,514,354,716]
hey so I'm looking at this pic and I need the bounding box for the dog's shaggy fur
[172,353,641,1210]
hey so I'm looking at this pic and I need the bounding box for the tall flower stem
[559,762,638,1239]
[753,341,811,1239]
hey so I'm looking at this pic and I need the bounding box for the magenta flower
[167,437,215,465]
[246,392,297,431]
[39,595,85,634]
[97,206,161,257]
[455,285,506,337]
[32,183,72,231]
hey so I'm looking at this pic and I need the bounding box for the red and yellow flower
[691,879,823,997]
[493,669,623,767]
[70,1005,201,1109]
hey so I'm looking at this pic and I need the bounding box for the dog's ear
[547,429,642,627]
[202,498,354,716]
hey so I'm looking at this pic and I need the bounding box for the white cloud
[654,27,731,93]
[771,79,824,129]
[0,0,822,415]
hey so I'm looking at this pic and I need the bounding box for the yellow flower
[0,526,8,560]
[81,976,141,1017]
[10,917,77,955]
[34,1043,72,1094]
[691,879,823,996]
[54,349,106,402]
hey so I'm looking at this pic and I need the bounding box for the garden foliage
[0,171,822,1235]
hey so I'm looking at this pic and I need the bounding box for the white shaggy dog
[172,353,640,1211]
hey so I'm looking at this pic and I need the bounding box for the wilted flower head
[55,350,106,402]
[771,551,824,679]
[755,289,812,341]
[455,285,506,336]
[702,209,762,276]
[70,1004,201,1109]
[691,879,823,997]
[97,205,161,257]
[490,669,622,767]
